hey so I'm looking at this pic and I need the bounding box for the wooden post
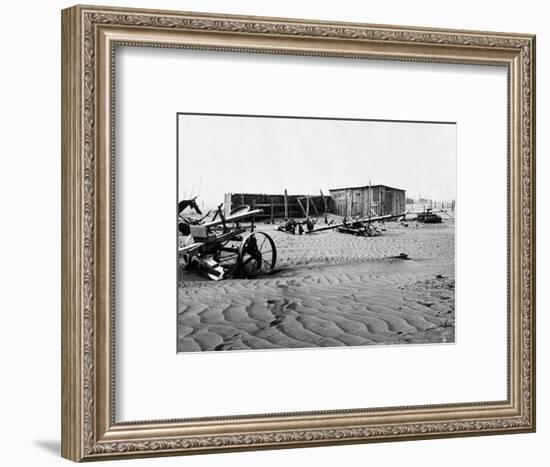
[251,199,256,231]
[224,193,232,219]
[368,181,372,219]
[306,195,310,219]
[344,195,348,222]
[270,197,274,224]
[310,198,319,216]
[284,189,288,219]
[320,190,328,224]
[297,198,307,217]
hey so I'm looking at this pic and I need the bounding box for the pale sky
[178,114,456,209]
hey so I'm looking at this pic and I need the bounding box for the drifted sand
[178,220,455,352]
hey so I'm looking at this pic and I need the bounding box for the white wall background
[0,0,545,466]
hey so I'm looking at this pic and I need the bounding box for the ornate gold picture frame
[61,4,535,461]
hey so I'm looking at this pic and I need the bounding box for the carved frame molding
[61,5,535,461]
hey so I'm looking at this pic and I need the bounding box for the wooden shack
[328,184,406,218]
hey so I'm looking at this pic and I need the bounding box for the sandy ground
[178,218,455,352]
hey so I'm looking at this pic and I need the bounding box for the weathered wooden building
[224,192,335,220]
[329,184,406,218]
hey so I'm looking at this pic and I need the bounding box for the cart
[179,205,277,281]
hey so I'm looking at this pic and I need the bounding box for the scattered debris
[277,217,316,235]
[306,212,405,235]
[390,253,410,260]
[416,208,442,224]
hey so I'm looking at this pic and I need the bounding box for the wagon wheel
[237,232,276,278]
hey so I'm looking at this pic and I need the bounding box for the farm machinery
[415,208,442,224]
[178,204,277,281]
[305,212,406,236]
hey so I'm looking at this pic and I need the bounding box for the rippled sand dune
[178,220,455,352]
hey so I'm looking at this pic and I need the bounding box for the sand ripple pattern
[178,221,455,352]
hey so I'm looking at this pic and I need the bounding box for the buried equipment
[179,204,277,280]
[306,212,405,235]
[415,208,442,224]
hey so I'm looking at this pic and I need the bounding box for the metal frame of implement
[179,207,277,280]
[305,213,405,234]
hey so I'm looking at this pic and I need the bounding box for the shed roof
[329,184,406,193]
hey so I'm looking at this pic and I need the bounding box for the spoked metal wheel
[237,232,277,278]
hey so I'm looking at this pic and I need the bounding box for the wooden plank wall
[226,193,335,220]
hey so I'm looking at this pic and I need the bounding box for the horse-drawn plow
[179,204,277,281]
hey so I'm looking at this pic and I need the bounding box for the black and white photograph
[1,0,541,464]
[177,113,456,352]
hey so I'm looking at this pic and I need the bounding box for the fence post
[251,199,256,231]
[224,193,232,218]
[320,190,328,224]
